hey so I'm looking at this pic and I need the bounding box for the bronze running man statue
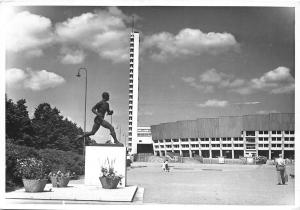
[77,92,123,146]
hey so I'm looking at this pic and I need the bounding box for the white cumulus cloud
[182,66,294,95]
[233,66,295,95]
[6,68,65,91]
[6,11,54,56]
[55,7,131,63]
[143,28,239,61]
[60,48,86,64]
[197,99,229,108]
[5,7,132,63]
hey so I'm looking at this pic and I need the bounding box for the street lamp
[76,67,87,157]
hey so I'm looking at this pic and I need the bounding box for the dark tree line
[6,95,95,154]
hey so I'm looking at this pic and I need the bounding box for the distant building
[151,113,295,159]
[136,126,153,154]
[127,31,140,154]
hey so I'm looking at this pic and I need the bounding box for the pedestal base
[85,145,126,187]
[6,184,138,202]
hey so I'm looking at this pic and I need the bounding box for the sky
[3,5,295,144]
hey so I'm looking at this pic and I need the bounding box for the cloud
[55,7,131,63]
[182,66,294,95]
[5,68,28,88]
[256,110,279,114]
[6,68,65,91]
[143,28,239,61]
[234,101,261,105]
[233,66,295,95]
[199,68,230,83]
[6,8,132,63]
[181,76,214,93]
[197,99,229,108]
[182,69,238,93]
[60,48,86,64]
[6,11,54,56]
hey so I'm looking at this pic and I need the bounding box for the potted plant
[48,170,75,187]
[99,157,123,189]
[15,158,48,192]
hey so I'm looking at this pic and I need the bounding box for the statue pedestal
[85,145,126,187]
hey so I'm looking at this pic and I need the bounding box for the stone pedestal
[85,145,126,187]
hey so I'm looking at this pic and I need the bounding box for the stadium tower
[127,19,140,154]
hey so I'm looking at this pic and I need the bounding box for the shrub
[6,139,40,190]
[38,149,84,175]
[6,141,84,192]
[126,159,132,167]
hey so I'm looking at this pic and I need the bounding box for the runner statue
[77,92,123,146]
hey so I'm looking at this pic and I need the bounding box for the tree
[5,95,94,154]
[6,97,34,146]
[31,103,93,154]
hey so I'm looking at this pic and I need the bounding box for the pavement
[3,162,296,206]
[127,162,295,205]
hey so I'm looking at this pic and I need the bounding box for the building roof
[151,113,294,139]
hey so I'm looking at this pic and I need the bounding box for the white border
[0,0,298,210]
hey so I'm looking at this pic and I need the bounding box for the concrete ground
[127,162,295,205]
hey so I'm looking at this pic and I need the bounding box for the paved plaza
[5,162,295,206]
[127,162,295,205]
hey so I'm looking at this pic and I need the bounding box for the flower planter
[99,176,121,189]
[22,179,48,192]
[50,176,70,187]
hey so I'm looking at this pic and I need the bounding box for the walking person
[275,154,286,185]
[162,160,170,172]
[77,92,123,146]
[165,159,170,172]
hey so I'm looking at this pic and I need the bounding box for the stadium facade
[151,113,295,159]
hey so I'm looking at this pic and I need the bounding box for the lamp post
[76,67,87,157]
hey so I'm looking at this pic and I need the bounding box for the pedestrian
[162,160,169,172]
[275,154,287,185]
[165,160,170,172]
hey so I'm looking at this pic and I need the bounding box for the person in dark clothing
[77,92,123,146]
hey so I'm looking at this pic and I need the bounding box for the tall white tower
[128,30,139,154]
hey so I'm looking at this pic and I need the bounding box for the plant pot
[99,176,121,189]
[50,176,70,187]
[22,179,48,192]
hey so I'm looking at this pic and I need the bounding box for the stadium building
[150,113,295,159]
[136,126,153,154]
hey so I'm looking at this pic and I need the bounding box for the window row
[137,133,152,137]
[154,144,294,149]
[153,136,295,143]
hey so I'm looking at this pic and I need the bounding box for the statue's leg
[88,122,101,136]
[101,120,123,146]
[77,122,100,140]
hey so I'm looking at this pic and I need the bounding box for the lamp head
[76,72,81,77]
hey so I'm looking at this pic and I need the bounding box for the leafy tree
[6,97,34,146]
[31,103,93,154]
[6,96,95,154]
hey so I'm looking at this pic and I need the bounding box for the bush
[38,149,84,175]
[6,140,84,192]
[6,139,40,190]
[255,156,267,164]
[126,159,132,167]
